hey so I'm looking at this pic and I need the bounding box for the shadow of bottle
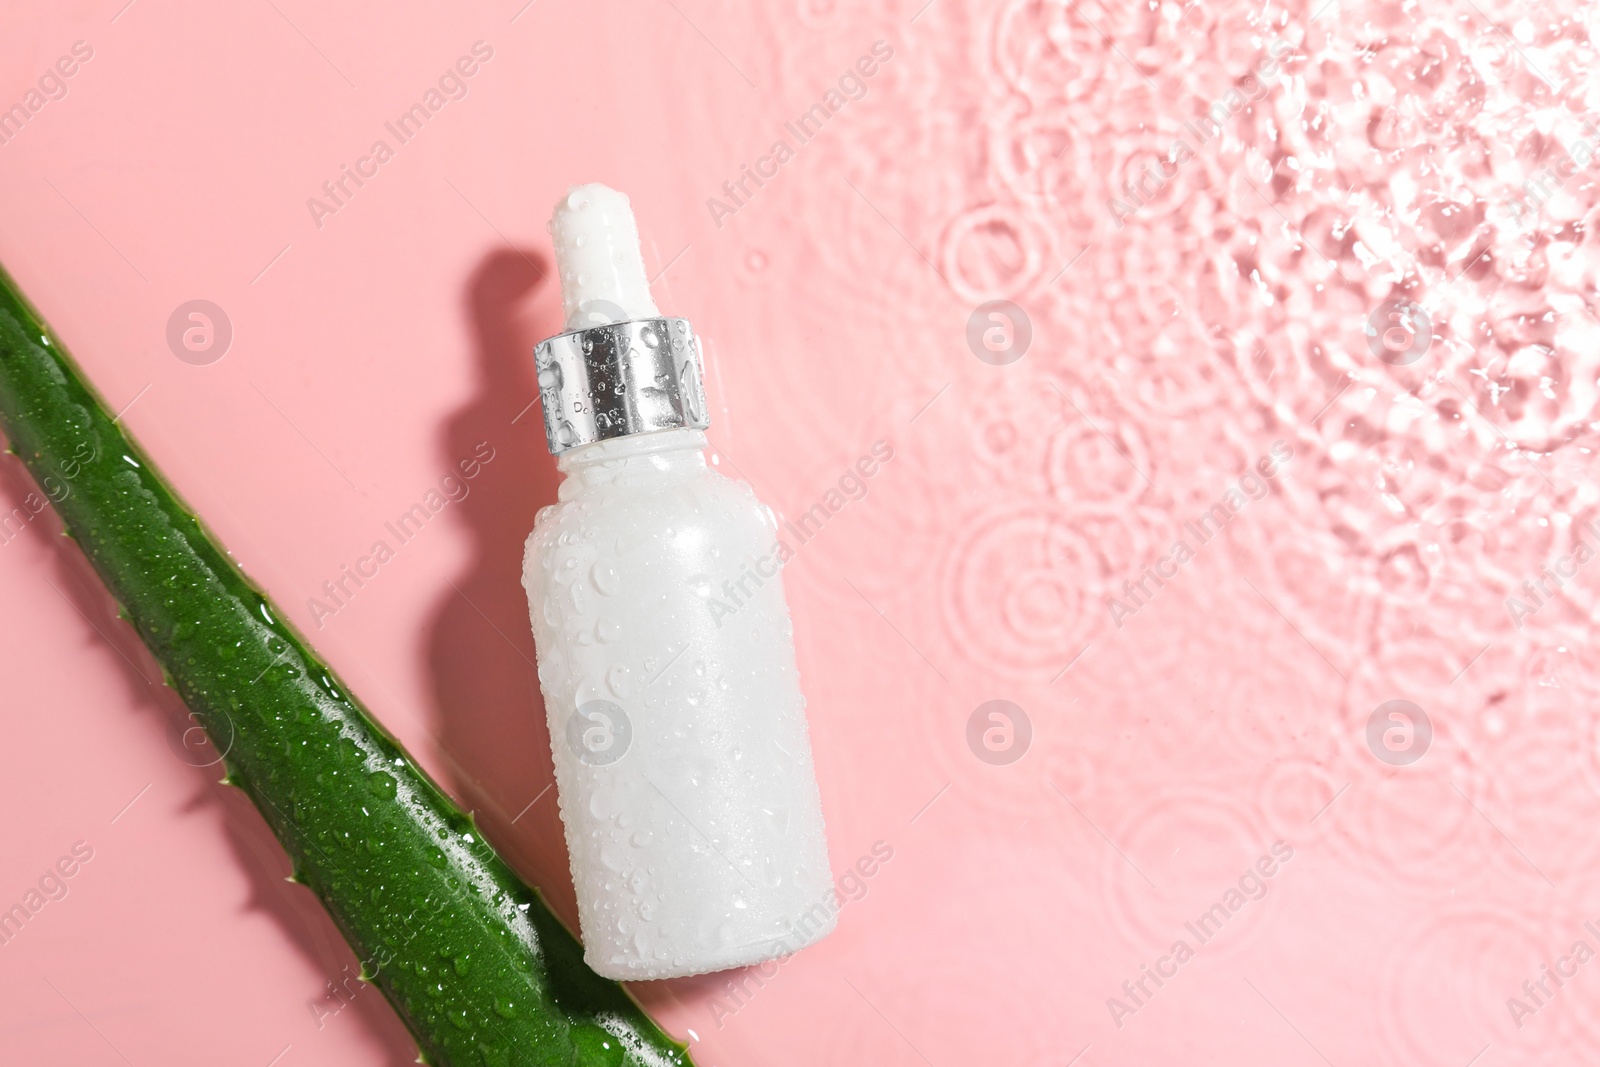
[423,247,582,930]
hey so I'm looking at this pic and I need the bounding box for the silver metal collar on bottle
[532,316,710,455]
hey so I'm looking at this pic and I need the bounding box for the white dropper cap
[549,184,661,331]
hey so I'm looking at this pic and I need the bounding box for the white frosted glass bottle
[521,185,835,980]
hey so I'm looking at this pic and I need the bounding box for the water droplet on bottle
[607,664,632,696]
[591,560,620,594]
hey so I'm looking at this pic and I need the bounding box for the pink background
[3,1,1599,1064]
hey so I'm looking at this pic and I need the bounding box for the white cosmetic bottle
[522,184,835,980]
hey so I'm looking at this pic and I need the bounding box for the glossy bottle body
[522,428,835,979]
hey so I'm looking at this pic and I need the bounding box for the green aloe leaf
[0,262,692,1067]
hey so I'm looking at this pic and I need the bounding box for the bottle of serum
[522,184,835,979]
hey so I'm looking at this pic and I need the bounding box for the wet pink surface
[2,1,1599,1064]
